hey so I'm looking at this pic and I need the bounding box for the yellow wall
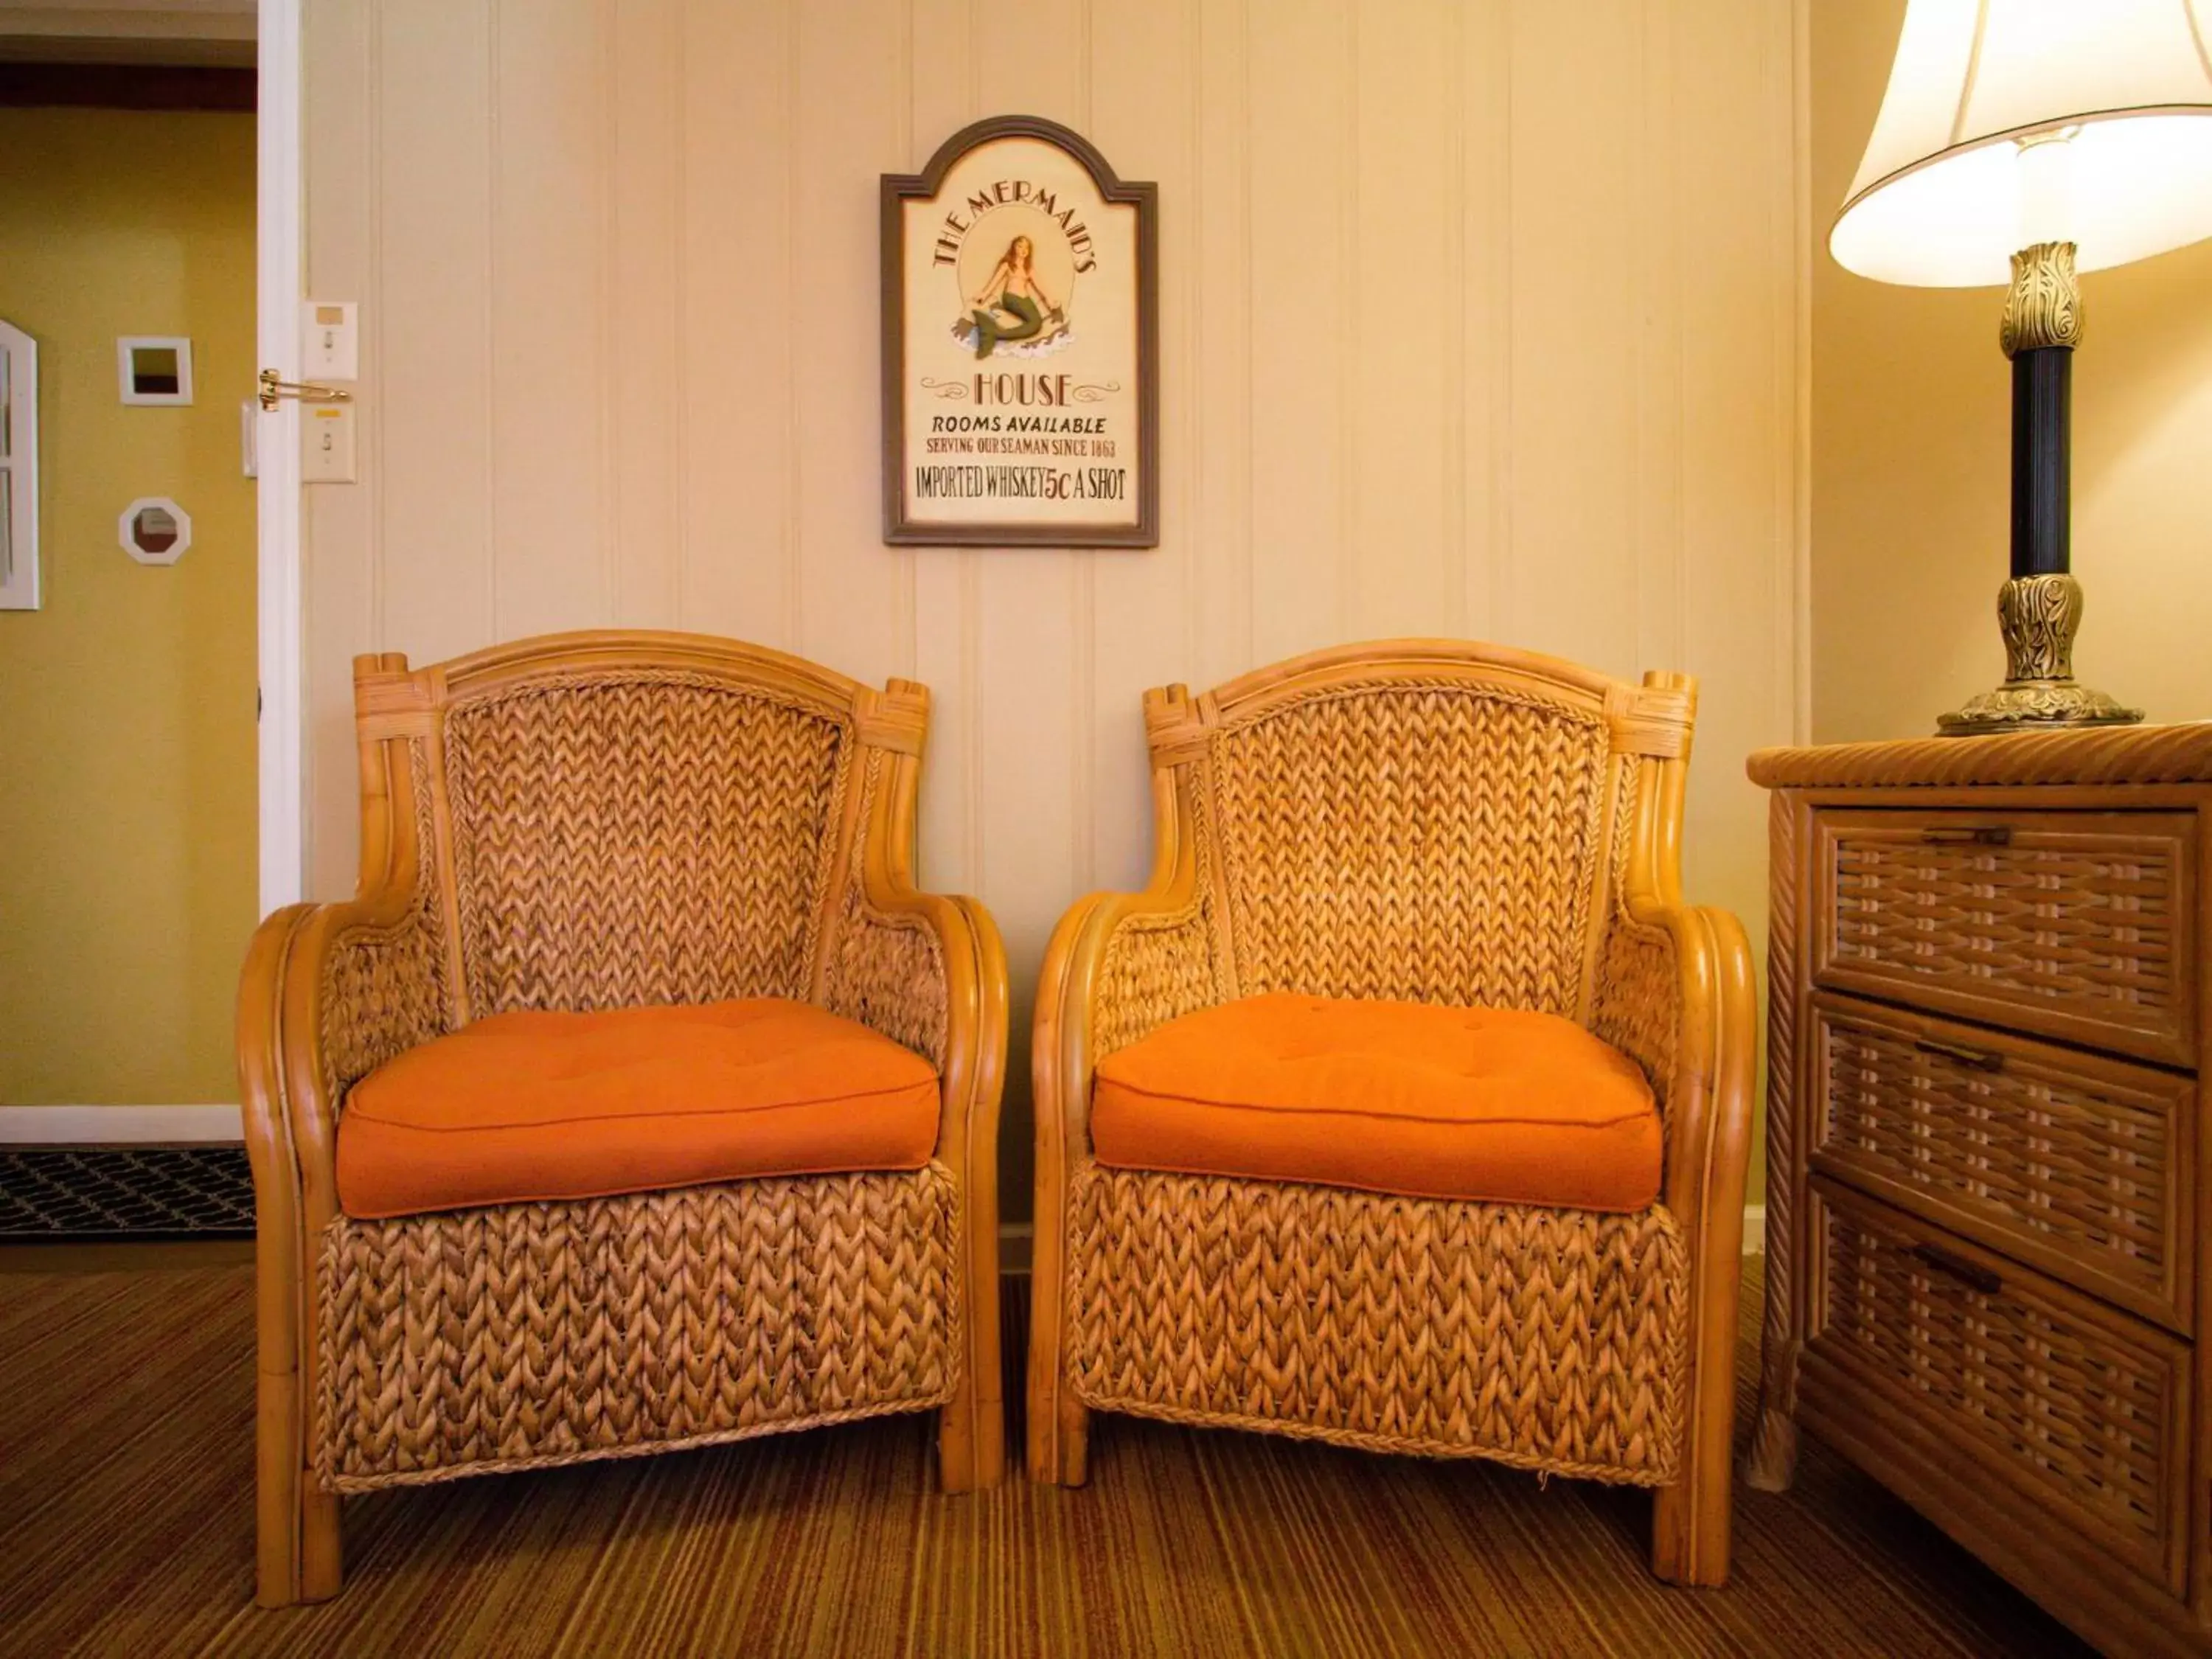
[0,108,259,1105]
[1812,0,2212,743]
[302,0,1805,1208]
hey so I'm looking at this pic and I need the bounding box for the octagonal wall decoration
[119,497,190,565]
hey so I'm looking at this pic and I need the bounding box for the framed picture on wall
[881,115,1158,547]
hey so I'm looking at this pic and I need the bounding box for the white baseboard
[1742,1203,1766,1256]
[0,1105,245,1144]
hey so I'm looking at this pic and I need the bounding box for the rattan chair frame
[1026,639,1756,1586]
[239,631,1007,1608]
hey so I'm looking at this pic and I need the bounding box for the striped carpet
[0,1252,2089,1658]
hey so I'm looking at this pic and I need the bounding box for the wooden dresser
[1747,726,2212,1658]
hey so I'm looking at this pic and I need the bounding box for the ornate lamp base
[1937,572,2142,737]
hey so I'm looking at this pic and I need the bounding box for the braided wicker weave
[1029,640,1755,1587]
[1066,1166,1688,1482]
[238,633,1006,1608]
[442,672,853,1015]
[319,1166,961,1491]
[1208,681,1613,1013]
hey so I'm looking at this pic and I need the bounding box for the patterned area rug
[0,1258,2091,1658]
[0,1147,254,1238]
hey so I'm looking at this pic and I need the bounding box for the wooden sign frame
[881,114,1158,548]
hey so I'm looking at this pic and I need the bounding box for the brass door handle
[1909,1242,2003,1296]
[1914,1037,2006,1074]
[258,369,352,411]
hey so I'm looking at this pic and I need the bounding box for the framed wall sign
[882,115,1158,547]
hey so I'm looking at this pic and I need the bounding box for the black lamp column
[1938,240,2140,734]
[2011,328,2070,580]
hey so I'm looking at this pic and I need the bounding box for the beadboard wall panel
[302,0,1805,1208]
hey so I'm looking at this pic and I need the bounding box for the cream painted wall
[1812,0,2212,744]
[302,0,1804,1208]
[0,108,259,1106]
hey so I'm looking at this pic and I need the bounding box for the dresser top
[1747,720,2212,791]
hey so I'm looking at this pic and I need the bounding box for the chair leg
[1033,1388,1091,1486]
[1650,1460,1730,1587]
[1650,1331,1736,1587]
[938,1380,1005,1492]
[254,1365,341,1606]
[254,1368,303,1607]
[301,1489,344,1601]
[1023,1225,1090,1486]
[939,1234,1006,1492]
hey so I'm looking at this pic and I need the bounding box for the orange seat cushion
[1091,993,1661,1211]
[335,998,939,1219]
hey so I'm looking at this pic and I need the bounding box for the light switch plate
[302,403,357,483]
[301,300,358,381]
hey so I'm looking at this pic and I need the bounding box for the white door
[255,0,306,914]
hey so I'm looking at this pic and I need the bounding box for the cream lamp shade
[1832,0,2212,286]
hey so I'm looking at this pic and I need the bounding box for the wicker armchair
[1026,639,1756,1585]
[238,633,1006,1607]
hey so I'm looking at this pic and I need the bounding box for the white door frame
[256,0,307,914]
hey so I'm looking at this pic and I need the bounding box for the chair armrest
[1034,750,1226,1175]
[239,885,457,1232]
[1593,892,1756,1562]
[237,903,320,1387]
[820,792,1009,1477]
[1034,884,1221,1178]
[1591,899,1758,1248]
[235,874,456,1525]
[823,882,1008,1175]
[817,737,1009,1188]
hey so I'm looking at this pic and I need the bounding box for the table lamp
[1834,0,2212,734]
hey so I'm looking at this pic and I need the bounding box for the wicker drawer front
[1812,810,2196,1066]
[1805,1179,2191,1596]
[1809,993,2195,1332]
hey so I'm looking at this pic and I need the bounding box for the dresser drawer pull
[1916,825,2012,846]
[1912,1037,2006,1074]
[1908,1242,2005,1296]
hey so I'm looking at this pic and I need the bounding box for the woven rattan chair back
[1141,639,1697,1023]
[349,631,933,1026]
[442,669,850,1014]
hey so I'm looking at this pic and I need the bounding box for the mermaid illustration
[954,234,1069,360]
